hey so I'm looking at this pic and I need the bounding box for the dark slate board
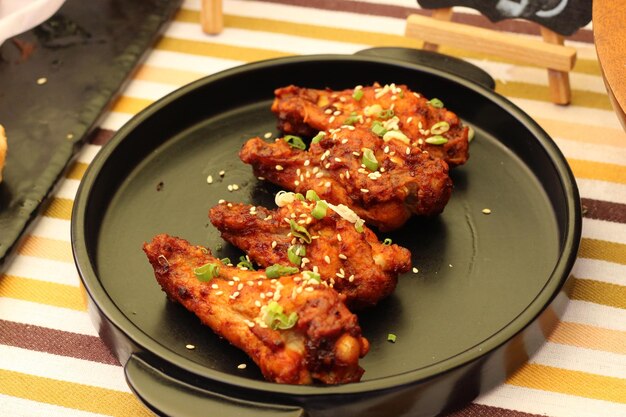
[0,0,182,265]
[417,0,591,36]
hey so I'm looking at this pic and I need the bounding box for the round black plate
[72,55,581,417]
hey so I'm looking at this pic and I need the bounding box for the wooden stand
[405,8,576,104]
[201,0,223,35]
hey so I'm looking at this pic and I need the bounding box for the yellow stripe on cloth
[65,162,89,181]
[568,159,626,185]
[111,96,154,115]
[43,198,73,221]
[568,277,626,310]
[156,36,291,62]
[135,65,205,86]
[0,369,152,417]
[0,275,85,311]
[579,238,626,266]
[18,236,73,263]
[173,9,602,77]
[535,118,626,147]
[550,322,626,355]
[507,363,626,403]
[495,81,613,111]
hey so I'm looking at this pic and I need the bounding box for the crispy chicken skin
[240,126,452,231]
[144,234,369,385]
[271,84,469,167]
[209,198,411,309]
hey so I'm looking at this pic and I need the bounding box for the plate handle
[124,354,307,417]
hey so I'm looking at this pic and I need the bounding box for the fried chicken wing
[272,84,469,167]
[240,126,452,231]
[144,234,369,385]
[209,197,411,309]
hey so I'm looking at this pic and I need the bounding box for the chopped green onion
[361,148,378,171]
[237,256,255,270]
[220,257,231,265]
[354,219,364,233]
[311,131,326,144]
[468,125,475,143]
[287,245,306,265]
[363,104,383,117]
[303,271,321,283]
[265,301,298,330]
[311,200,328,219]
[344,112,361,126]
[352,88,364,101]
[284,135,306,150]
[387,333,397,343]
[371,121,388,137]
[294,193,305,201]
[194,263,220,282]
[306,189,320,201]
[425,135,449,145]
[265,264,299,279]
[428,98,444,108]
[382,130,410,145]
[377,108,395,120]
[289,220,312,243]
[383,238,392,245]
[430,121,450,135]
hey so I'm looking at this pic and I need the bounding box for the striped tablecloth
[1,1,625,416]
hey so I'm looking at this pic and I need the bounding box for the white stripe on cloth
[52,179,81,200]
[572,258,626,287]
[577,179,626,205]
[27,216,71,242]
[143,49,243,74]
[562,300,626,332]
[0,394,111,417]
[0,345,127,392]
[476,384,626,417]
[581,218,626,246]
[0,298,97,336]
[553,137,626,166]
[4,255,80,287]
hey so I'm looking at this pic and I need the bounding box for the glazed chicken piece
[209,197,411,309]
[272,84,469,167]
[144,234,369,385]
[240,126,452,231]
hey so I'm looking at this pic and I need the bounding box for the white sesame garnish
[294,180,300,186]
[360,188,369,193]
[333,110,341,116]
[348,275,355,282]
[324,109,333,115]
[304,159,310,166]
[211,284,219,289]
[337,234,342,241]
[255,300,262,307]
[227,203,233,207]
[407,117,413,123]
[219,170,225,177]
[237,283,244,291]
[218,199,225,204]
[186,344,195,350]
[339,254,347,260]
[482,208,492,214]
[305,287,314,292]
[232,184,239,190]
[227,185,233,191]
[334,157,342,162]
[341,138,348,144]
[228,281,235,286]
[406,147,411,155]
[271,241,277,248]
[275,165,284,171]
[215,291,224,295]
[329,116,336,123]
[324,255,331,264]
[412,267,419,273]
[237,363,247,369]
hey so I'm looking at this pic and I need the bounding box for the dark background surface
[0,0,182,265]
[417,0,591,35]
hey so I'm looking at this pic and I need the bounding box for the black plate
[72,55,581,417]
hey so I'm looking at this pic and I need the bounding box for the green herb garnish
[383,238,392,245]
[194,263,220,282]
[430,121,450,135]
[237,256,255,270]
[425,135,449,145]
[311,131,326,144]
[265,264,299,279]
[289,220,312,243]
[311,200,328,219]
[361,148,378,171]
[377,108,395,120]
[387,333,397,343]
[306,189,320,201]
[265,301,298,330]
[371,121,387,137]
[344,112,361,126]
[284,135,306,150]
[428,98,444,108]
[287,244,306,266]
[353,88,364,101]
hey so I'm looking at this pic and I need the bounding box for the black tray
[0,0,182,264]
[72,55,581,417]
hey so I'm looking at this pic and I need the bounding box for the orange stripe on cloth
[110,96,154,115]
[17,236,73,263]
[0,275,85,311]
[507,363,626,403]
[43,198,73,221]
[549,321,626,355]
[0,369,152,417]
[567,159,626,185]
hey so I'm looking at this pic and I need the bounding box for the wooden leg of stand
[423,8,454,51]
[540,27,572,105]
[201,0,223,35]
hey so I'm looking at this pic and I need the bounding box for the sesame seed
[360,188,369,193]
[324,163,331,169]
[233,276,240,281]
[341,139,349,144]
[304,159,310,166]
[305,287,314,292]
[294,180,300,186]
[264,215,272,221]
[333,110,341,116]
[325,181,331,188]
[329,116,336,123]
[218,199,225,204]
[237,283,244,291]
[227,203,233,207]
[227,185,233,191]
[335,157,342,162]
[412,267,419,273]
[255,300,262,307]
[348,275,355,282]
[352,151,360,157]
[260,293,265,299]
[207,175,213,184]
[296,287,303,294]
[271,241,277,248]
[407,117,413,123]
[228,281,235,286]
[337,234,342,242]
[237,363,247,369]
[211,284,219,289]
[324,255,331,264]
[266,292,273,297]
[345,171,350,179]
[215,291,224,295]
[384,146,390,153]
[482,208,492,214]
[230,292,240,299]
[275,165,284,171]
[339,254,347,260]
[36,77,48,85]
[219,170,225,177]
[313,167,319,174]
[186,344,196,350]
[232,184,239,190]
[313,266,319,273]
[406,147,411,155]
[324,109,333,115]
